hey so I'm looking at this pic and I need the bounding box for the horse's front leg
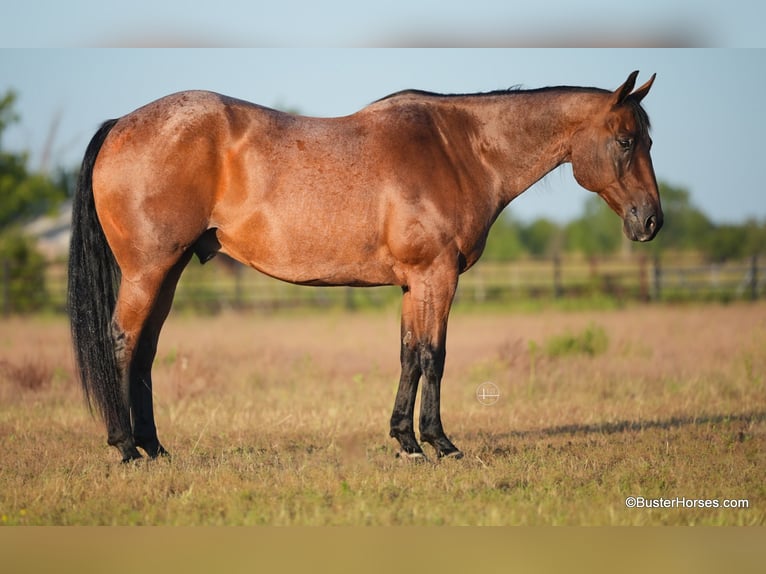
[389,262,463,460]
[418,336,462,459]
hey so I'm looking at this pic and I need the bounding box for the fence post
[652,254,662,301]
[344,286,355,311]
[234,263,243,309]
[638,254,649,302]
[2,259,9,317]
[750,255,758,301]
[552,253,563,298]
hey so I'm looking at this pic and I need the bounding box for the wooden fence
[2,254,764,316]
[457,254,763,305]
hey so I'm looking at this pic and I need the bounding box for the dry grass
[0,357,52,391]
[0,303,764,525]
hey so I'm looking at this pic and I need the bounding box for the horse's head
[570,71,662,242]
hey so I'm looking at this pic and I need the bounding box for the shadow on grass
[473,411,766,443]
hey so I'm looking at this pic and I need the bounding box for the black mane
[375,85,650,130]
[375,85,610,103]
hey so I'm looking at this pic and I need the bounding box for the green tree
[0,89,65,313]
[0,90,68,230]
[0,90,20,140]
[704,221,765,263]
[564,195,623,256]
[643,183,764,262]
[520,217,562,257]
[0,229,48,312]
[741,218,766,257]
[483,212,525,261]
[705,225,746,262]
[645,182,713,253]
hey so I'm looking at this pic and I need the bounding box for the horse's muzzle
[624,204,663,242]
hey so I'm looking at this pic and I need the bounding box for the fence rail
[2,254,764,316]
[457,255,763,305]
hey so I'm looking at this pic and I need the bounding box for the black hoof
[390,429,426,459]
[136,437,170,460]
[145,445,171,460]
[120,449,143,464]
[423,435,463,459]
[154,445,171,460]
[112,437,142,463]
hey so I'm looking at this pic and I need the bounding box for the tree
[704,219,765,263]
[0,90,68,230]
[520,217,562,257]
[741,218,766,257]
[641,182,764,262]
[564,195,623,256]
[0,89,66,313]
[644,182,713,253]
[483,212,525,261]
[0,91,20,143]
[0,230,48,312]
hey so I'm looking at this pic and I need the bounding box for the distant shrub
[0,357,52,391]
[0,229,48,313]
[544,323,609,358]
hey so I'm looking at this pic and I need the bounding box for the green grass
[543,323,609,357]
[1,304,764,525]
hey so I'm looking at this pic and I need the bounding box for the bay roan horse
[68,71,662,463]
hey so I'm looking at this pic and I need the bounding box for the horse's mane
[375,85,609,102]
[375,85,650,131]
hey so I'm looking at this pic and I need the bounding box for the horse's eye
[617,138,633,151]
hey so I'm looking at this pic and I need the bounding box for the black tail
[67,119,124,427]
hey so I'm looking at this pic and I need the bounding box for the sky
[2,49,763,225]
[2,1,764,47]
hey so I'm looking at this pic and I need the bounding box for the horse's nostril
[645,214,657,233]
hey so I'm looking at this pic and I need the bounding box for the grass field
[1,302,764,525]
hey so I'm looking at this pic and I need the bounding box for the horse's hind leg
[130,250,193,458]
[109,260,182,462]
[390,287,425,459]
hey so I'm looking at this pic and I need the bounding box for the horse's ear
[612,71,640,105]
[628,73,656,104]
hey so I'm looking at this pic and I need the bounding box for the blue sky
[1,49,764,224]
[2,1,764,47]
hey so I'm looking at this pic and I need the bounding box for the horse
[68,71,662,463]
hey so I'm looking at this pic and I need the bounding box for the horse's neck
[455,91,604,209]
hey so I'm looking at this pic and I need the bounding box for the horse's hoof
[440,449,464,460]
[150,445,171,460]
[135,438,170,460]
[120,452,143,464]
[396,450,430,463]
[117,444,143,464]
